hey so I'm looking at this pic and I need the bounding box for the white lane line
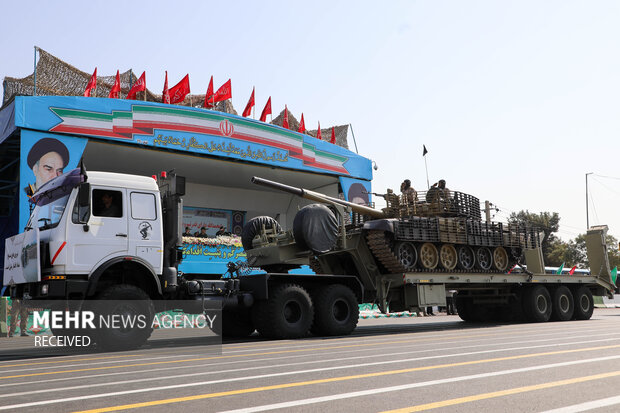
[219,324,620,354]
[0,331,617,390]
[1,336,619,410]
[0,353,204,374]
[538,395,620,413]
[217,355,620,413]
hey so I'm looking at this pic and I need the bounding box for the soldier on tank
[400,179,417,205]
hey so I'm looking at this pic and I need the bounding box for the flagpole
[424,156,430,189]
[33,46,38,96]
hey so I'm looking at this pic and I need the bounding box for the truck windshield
[30,194,70,231]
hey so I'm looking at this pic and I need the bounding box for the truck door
[127,191,163,274]
[66,187,128,274]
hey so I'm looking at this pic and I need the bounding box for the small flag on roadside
[612,267,618,284]
[84,68,97,97]
[423,145,428,156]
[555,263,565,275]
[259,97,272,122]
[108,70,121,99]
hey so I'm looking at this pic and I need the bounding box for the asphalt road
[3,310,620,412]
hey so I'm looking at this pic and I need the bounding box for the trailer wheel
[550,286,574,321]
[252,284,314,339]
[91,284,155,351]
[311,284,359,336]
[522,285,552,322]
[572,286,594,320]
[222,310,255,337]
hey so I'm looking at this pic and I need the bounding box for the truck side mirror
[77,183,91,228]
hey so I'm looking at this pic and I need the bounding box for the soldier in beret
[27,138,69,191]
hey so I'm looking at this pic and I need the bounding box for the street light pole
[586,172,593,229]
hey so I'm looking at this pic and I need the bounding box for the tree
[565,233,620,270]
[509,210,561,264]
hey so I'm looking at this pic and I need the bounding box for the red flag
[259,97,272,122]
[568,265,577,275]
[213,79,232,103]
[162,71,170,104]
[169,74,190,104]
[298,113,305,133]
[330,127,336,144]
[317,122,322,140]
[84,67,97,97]
[282,105,289,129]
[126,71,146,100]
[108,70,121,99]
[242,87,255,117]
[204,76,214,108]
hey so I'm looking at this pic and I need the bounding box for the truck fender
[362,219,397,233]
[87,256,163,297]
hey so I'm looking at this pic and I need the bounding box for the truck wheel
[550,286,574,321]
[572,286,594,320]
[522,285,552,322]
[455,295,473,321]
[311,284,359,336]
[222,310,255,337]
[252,284,314,339]
[91,284,155,351]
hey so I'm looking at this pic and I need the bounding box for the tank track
[366,230,408,274]
[366,230,519,274]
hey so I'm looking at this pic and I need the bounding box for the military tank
[242,177,540,276]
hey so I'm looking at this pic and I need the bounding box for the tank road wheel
[439,244,458,271]
[418,243,439,270]
[311,284,359,336]
[572,286,594,320]
[522,285,552,322]
[396,242,418,271]
[475,247,493,271]
[550,286,574,321]
[493,247,509,272]
[457,245,475,271]
[252,284,314,339]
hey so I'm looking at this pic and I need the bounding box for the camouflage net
[2,48,349,148]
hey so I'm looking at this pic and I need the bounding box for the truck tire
[90,284,155,351]
[241,216,282,251]
[455,295,473,322]
[550,286,574,321]
[522,285,552,323]
[252,284,314,339]
[222,310,255,338]
[572,286,594,320]
[311,284,359,336]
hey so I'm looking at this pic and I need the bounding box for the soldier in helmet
[400,179,417,205]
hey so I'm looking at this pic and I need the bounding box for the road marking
[2,343,616,412]
[1,331,614,390]
[538,395,620,413]
[381,370,620,412]
[217,355,620,413]
[1,335,616,398]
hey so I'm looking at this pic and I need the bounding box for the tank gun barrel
[251,176,385,218]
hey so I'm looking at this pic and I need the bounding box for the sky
[1,0,619,242]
